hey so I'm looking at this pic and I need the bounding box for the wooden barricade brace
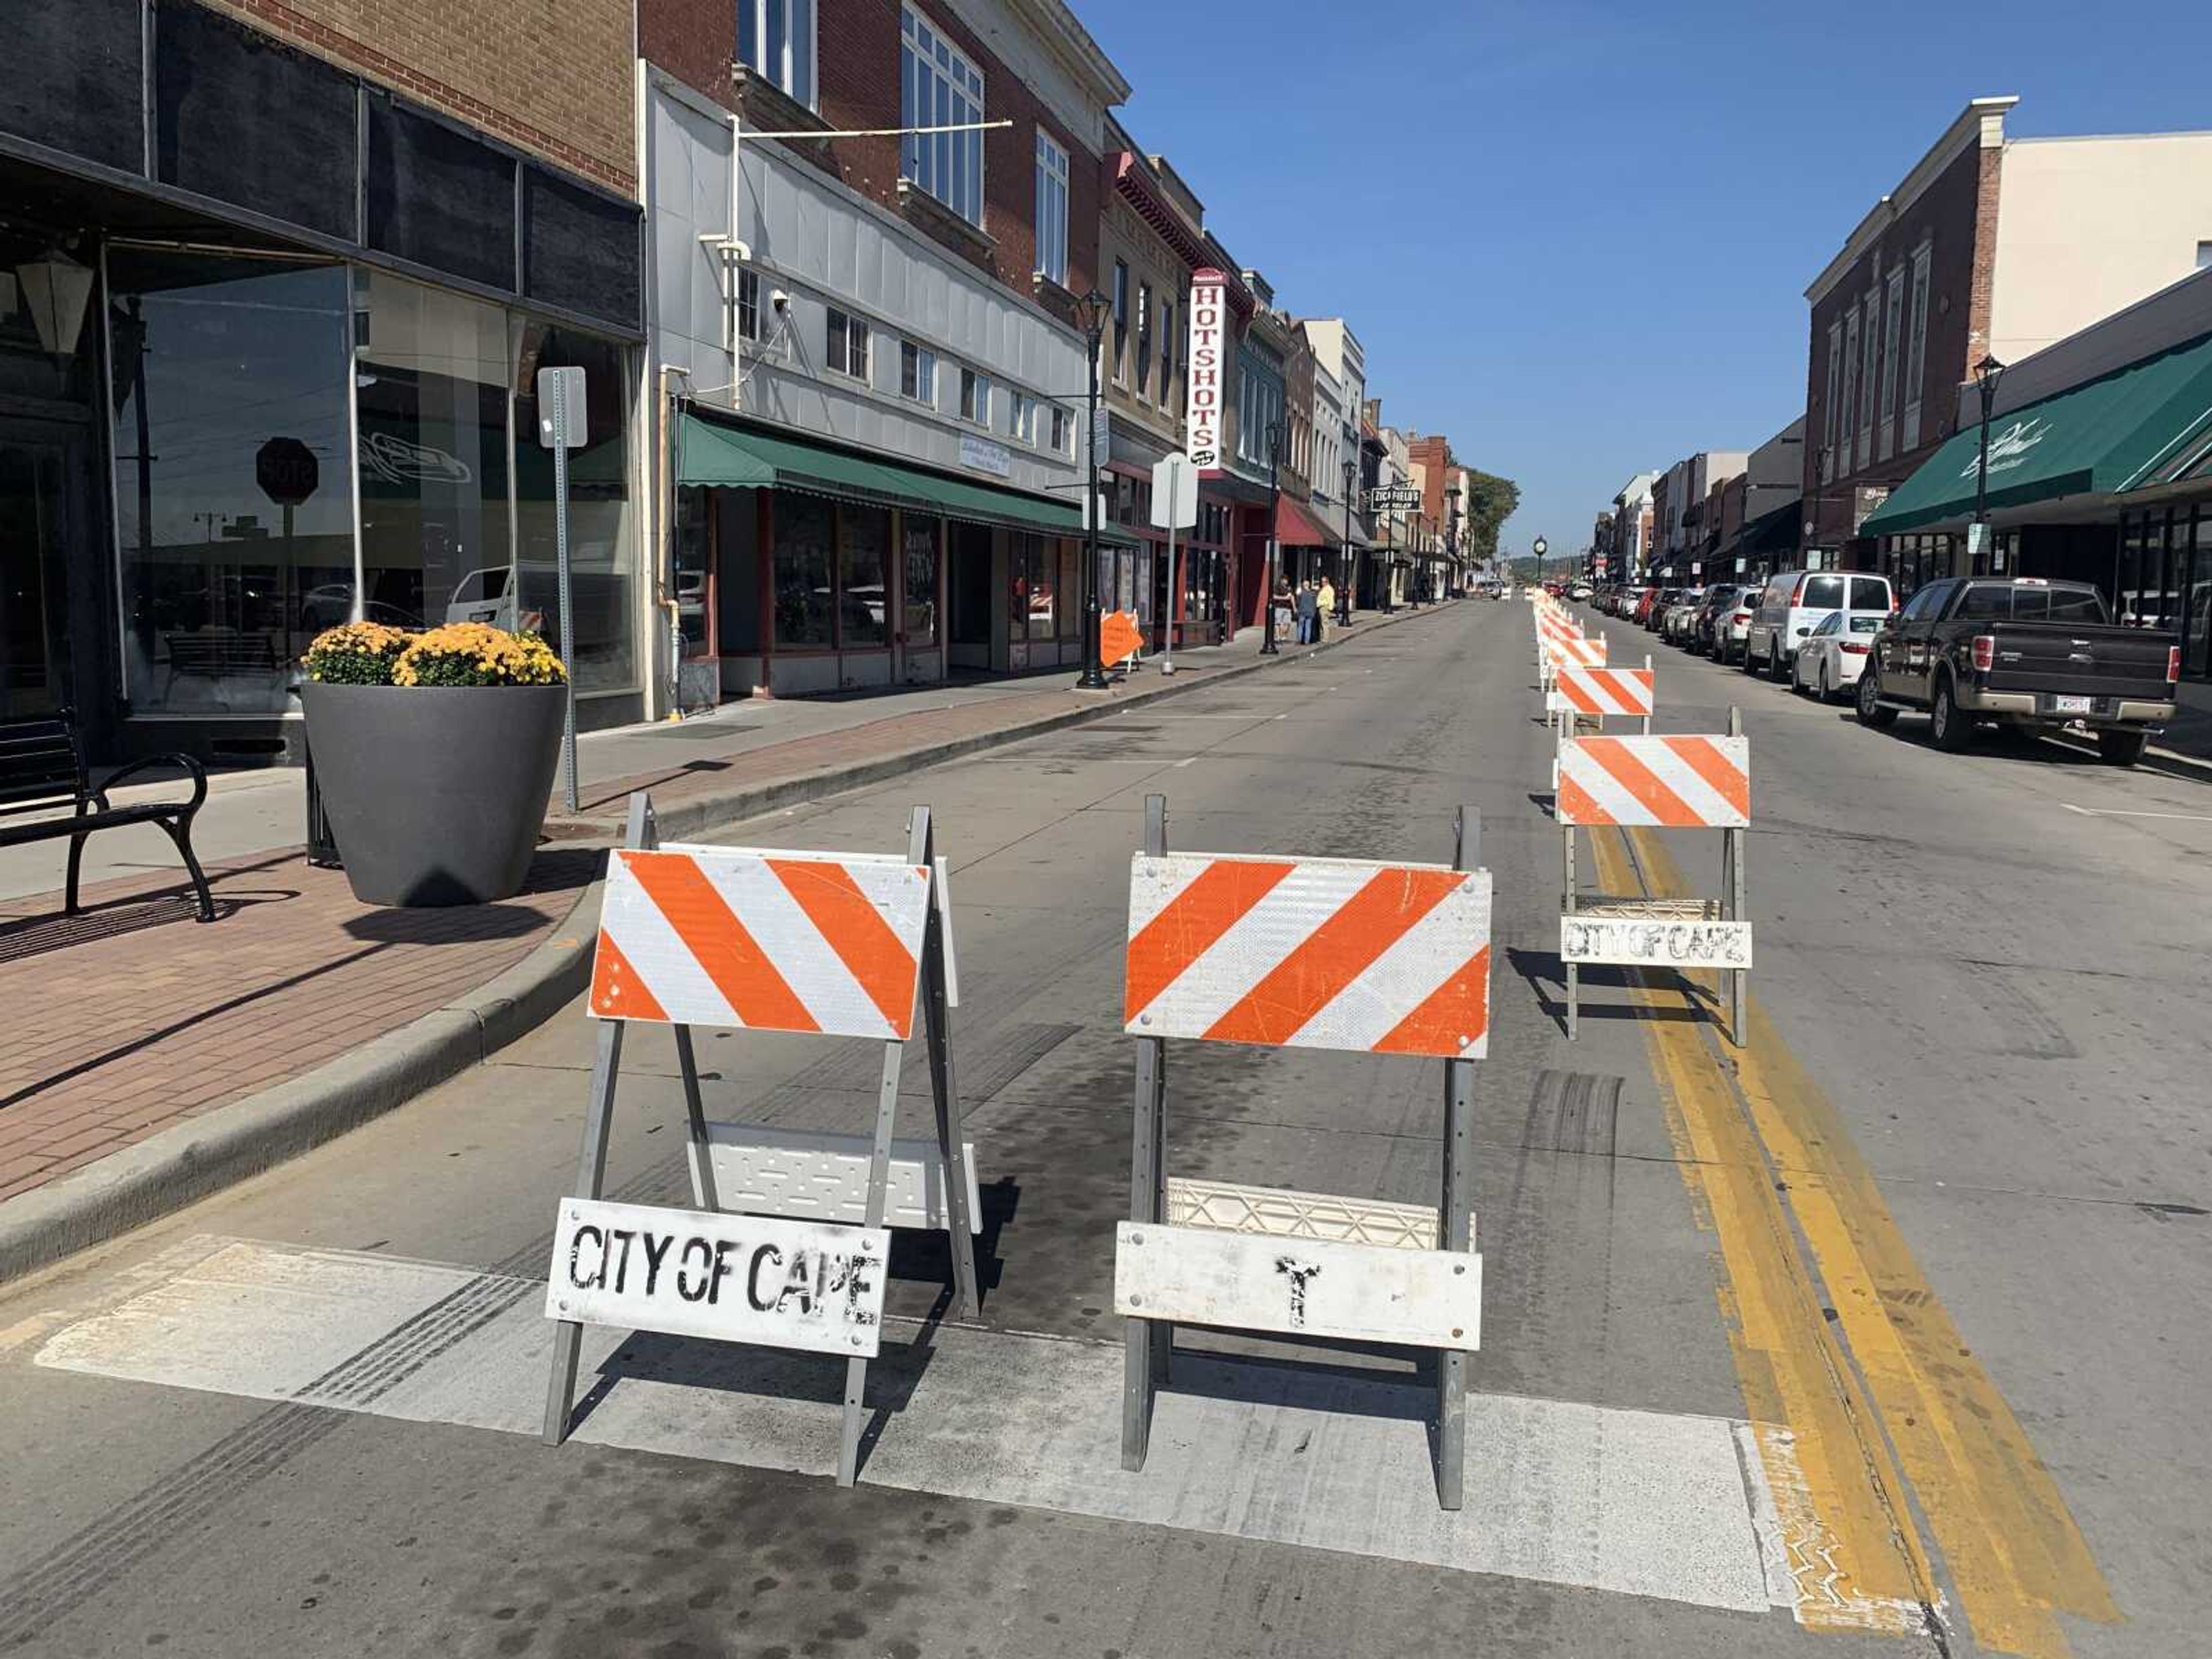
[542,791,979,1487]
[1114,794,1490,1510]
[1555,712,1752,1046]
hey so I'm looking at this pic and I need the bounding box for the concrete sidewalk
[0,603,1442,1282]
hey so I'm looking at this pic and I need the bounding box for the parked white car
[1791,609,1887,701]
[1744,570,1894,681]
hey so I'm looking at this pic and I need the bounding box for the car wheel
[1741,637,1760,674]
[1930,675,1975,751]
[1856,666,1897,729]
[2097,728,2147,768]
[1817,661,1833,703]
[1770,643,1791,683]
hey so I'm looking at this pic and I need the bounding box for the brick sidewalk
[0,847,595,1205]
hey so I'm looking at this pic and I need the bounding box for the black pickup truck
[1855,577,2178,766]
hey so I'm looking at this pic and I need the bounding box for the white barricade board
[705,1124,982,1233]
[546,1196,889,1357]
[1165,1176,1473,1252]
[589,845,931,1040]
[1115,1221,1481,1350]
[1124,853,1493,1059]
[1561,915,1753,969]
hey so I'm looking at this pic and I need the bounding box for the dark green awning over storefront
[1862,331,2212,535]
[677,413,1135,543]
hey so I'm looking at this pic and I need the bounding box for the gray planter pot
[302,681,566,907]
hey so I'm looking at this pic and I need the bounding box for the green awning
[677,413,1135,543]
[1862,331,2212,535]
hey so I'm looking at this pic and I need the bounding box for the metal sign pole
[1728,705,1747,1048]
[1563,821,1580,1043]
[915,810,980,1320]
[1435,805,1480,1510]
[550,389,581,814]
[1122,791,1171,1471]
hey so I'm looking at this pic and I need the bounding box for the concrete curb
[0,884,604,1287]
[0,603,1451,1286]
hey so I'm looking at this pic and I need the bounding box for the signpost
[1365,482,1420,513]
[1149,451,1198,674]
[537,366,586,814]
[1184,274,1226,470]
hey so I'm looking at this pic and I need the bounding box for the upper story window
[1033,130,1069,287]
[1822,319,1843,481]
[1878,266,1905,460]
[827,308,871,381]
[1048,405,1070,454]
[737,0,817,111]
[1011,391,1038,445]
[1903,242,1933,448]
[901,7,985,227]
[1111,260,1128,384]
[1158,297,1173,404]
[900,340,936,404]
[1135,282,1152,396]
[960,365,992,426]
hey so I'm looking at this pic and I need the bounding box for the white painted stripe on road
[39,1238,1788,1619]
[2059,802,2212,822]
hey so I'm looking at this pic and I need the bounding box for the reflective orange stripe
[1581,740,1701,825]
[1665,736,1751,820]
[1555,773,1607,824]
[1372,945,1490,1055]
[620,850,819,1032]
[767,858,921,1039]
[1202,868,1465,1047]
[1124,859,1294,1024]
[589,929,669,1022]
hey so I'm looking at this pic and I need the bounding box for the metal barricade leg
[543,793,652,1447]
[915,813,981,1322]
[1123,793,1170,1471]
[1727,707,1747,1048]
[1563,824,1580,1042]
[673,1025,721,1213]
[1435,805,1480,1509]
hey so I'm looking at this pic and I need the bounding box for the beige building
[1988,130,2212,363]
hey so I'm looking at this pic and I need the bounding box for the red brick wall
[206,0,634,192]
[641,0,1101,316]
[1802,137,1999,536]
[1407,434,1450,521]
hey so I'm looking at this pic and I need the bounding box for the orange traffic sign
[1100,610,1143,666]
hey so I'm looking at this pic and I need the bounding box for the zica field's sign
[1184,270,1227,469]
[546,1196,889,1357]
[1560,915,1752,969]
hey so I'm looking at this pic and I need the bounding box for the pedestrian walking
[1295,579,1320,646]
[1317,575,1337,631]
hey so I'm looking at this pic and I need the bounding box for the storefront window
[1059,542,1081,640]
[773,493,834,646]
[673,487,711,657]
[109,252,354,714]
[902,516,939,647]
[2187,508,2210,679]
[514,321,635,692]
[355,270,510,643]
[839,503,889,647]
[1024,535,1056,641]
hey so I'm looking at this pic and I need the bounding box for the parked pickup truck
[1855,576,2179,766]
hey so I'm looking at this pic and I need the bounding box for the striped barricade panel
[1123,853,1492,1058]
[1556,735,1749,828]
[1551,635,1608,668]
[1548,665,1654,718]
[589,847,931,1039]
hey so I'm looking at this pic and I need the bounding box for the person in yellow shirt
[1316,577,1336,633]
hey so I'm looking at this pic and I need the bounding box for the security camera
[770,289,790,312]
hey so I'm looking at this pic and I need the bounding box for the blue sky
[1085,0,2212,559]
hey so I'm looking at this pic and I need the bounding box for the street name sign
[546,1196,888,1357]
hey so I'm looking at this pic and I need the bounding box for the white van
[1744,570,1893,681]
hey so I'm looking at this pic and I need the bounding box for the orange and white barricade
[1548,656,1650,738]
[1115,794,1489,1510]
[1555,713,1751,1044]
[544,792,978,1488]
[1535,612,1584,694]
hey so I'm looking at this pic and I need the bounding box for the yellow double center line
[1588,825,2119,1657]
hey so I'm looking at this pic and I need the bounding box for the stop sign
[256,437,319,507]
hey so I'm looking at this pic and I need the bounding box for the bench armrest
[94,752,209,816]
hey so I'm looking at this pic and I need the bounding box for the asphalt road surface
[2,599,2205,1659]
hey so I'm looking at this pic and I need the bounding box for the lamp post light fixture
[1075,286,1111,690]
[1260,417,1284,655]
[1972,351,2006,577]
[1338,455,1355,626]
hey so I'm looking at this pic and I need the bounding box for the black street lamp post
[1072,287,1112,690]
[1338,456,1355,626]
[1260,418,1283,655]
[1972,352,2006,577]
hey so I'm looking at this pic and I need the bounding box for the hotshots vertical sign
[1184,270,1226,471]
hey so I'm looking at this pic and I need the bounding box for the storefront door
[0,427,79,721]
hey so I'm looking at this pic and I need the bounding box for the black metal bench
[0,710,215,922]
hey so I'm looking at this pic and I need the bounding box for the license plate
[2053,695,2091,714]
